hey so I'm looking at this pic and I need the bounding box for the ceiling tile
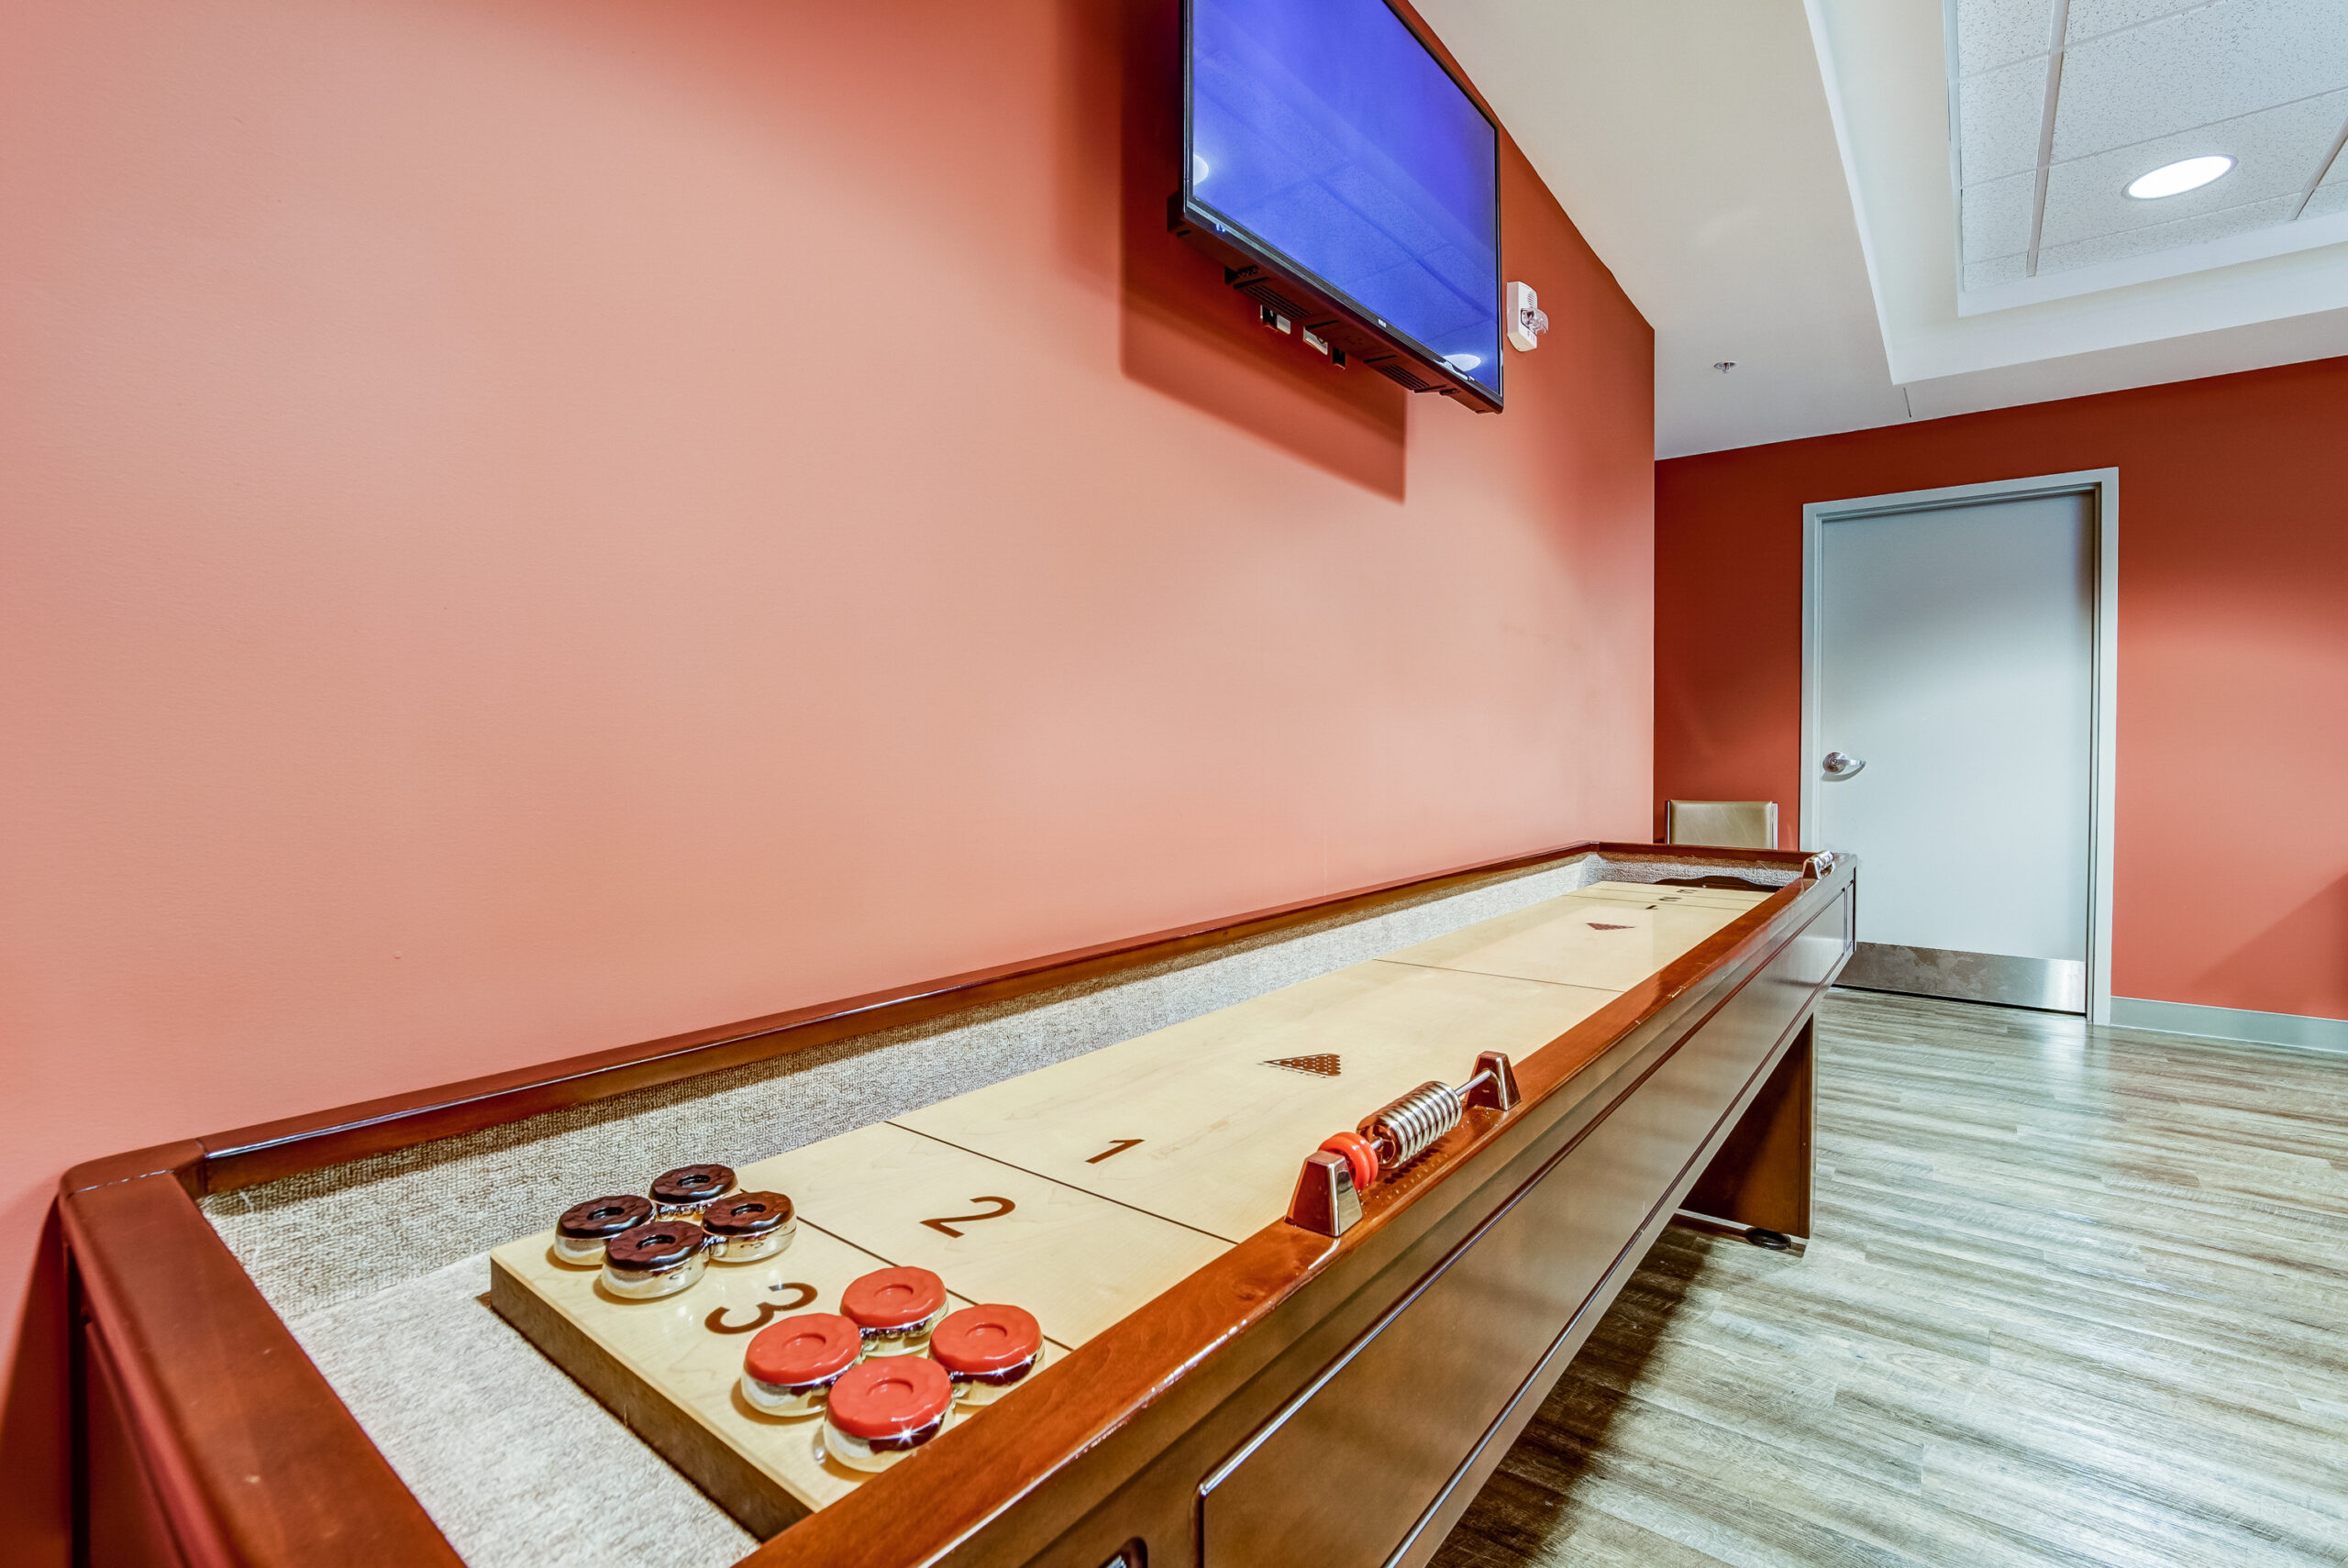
[2039,88,2348,245]
[1965,254,2032,288]
[2304,182,2348,215]
[1956,0,2056,77]
[1813,0,2348,425]
[2051,0,2348,161]
[1963,171,2041,258]
[1961,56,2053,180]
[2036,191,2299,270]
[2066,0,2217,42]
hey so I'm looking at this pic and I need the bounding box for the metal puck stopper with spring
[1287,1051,1521,1236]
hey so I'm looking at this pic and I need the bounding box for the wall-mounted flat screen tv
[1175,0,1503,412]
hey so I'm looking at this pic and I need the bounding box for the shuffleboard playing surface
[896,959,1612,1242]
[488,879,1774,1531]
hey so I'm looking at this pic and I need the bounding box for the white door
[1811,490,2097,1012]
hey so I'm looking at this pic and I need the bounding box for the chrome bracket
[1285,1150,1362,1238]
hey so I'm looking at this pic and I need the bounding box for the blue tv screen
[1183,0,1501,404]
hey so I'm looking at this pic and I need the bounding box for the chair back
[1664,800,1778,850]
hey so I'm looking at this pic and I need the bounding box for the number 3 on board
[921,1196,1016,1237]
[703,1282,818,1334]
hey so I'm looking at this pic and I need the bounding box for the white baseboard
[2109,997,2348,1055]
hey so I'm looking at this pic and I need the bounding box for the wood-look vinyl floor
[1431,988,2348,1568]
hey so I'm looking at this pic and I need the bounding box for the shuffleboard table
[61,841,1854,1568]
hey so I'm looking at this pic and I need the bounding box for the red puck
[929,1305,1043,1375]
[825,1355,952,1440]
[1320,1130,1380,1193]
[744,1313,861,1388]
[840,1266,947,1331]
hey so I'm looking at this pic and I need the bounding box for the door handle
[1822,751,1866,779]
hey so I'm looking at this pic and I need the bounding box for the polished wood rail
[58,841,1848,1568]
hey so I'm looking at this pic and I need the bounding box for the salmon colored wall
[1656,356,2348,1023]
[0,0,1654,1536]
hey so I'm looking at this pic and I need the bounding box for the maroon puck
[703,1190,792,1236]
[600,1220,710,1299]
[825,1355,952,1441]
[559,1195,655,1240]
[703,1190,797,1263]
[553,1195,655,1263]
[649,1164,736,1213]
[605,1221,706,1272]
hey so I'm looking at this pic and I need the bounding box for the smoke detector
[1506,282,1549,351]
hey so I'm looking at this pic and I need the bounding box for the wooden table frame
[57,841,1853,1568]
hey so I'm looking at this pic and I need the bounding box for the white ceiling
[1953,0,2348,306]
[1415,0,2348,458]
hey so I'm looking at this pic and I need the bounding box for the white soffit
[1811,0,2348,385]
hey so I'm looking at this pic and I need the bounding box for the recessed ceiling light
[2125,155,2233,200]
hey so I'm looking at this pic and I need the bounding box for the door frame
[1800,469,2118,1023]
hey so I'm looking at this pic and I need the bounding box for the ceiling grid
[1954,0,2348,289]
[2298,117,2348,215]
[2023,0,2075,275]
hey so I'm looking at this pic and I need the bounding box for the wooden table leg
[1681,1015,1814,1242]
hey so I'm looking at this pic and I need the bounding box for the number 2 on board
[921,1197,1016,1237]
